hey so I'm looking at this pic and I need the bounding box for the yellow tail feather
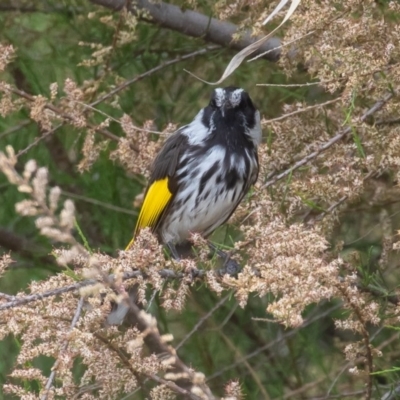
[125,177,172,250]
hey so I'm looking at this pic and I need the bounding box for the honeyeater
[107,87,261,324]
[125,86,261,257]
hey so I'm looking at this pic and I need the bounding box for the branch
[304,195,348,225]
[93,332,204,400]
[0,247,242,311]
[207,302,343,381]
[5,87,120,142]
[263,97,342,124]
[108,287,216,399]
[40,297,84,400]
[0,228,59,271]
[0,4,83,15]
[175,293,230,351]
[0,269,198,311]
[336,285,374,400]
[89,0,281,62]
[261,91,395,189]
[381,383,400,400]
[90,46,217,107]
[11,47,216,157]
[16,124,64,158]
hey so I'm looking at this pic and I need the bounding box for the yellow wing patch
[125,178,172,250]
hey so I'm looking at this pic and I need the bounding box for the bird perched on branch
[126,86,262,258]
[108,87,261,325]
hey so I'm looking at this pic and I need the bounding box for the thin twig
[40,297,84,400]
[6,87,120,144]
[345,208,400,246]
[305,195,348,225]
[263,97,341,124]
[9,47,215,157]
[0,120,31,139]
[59,189,139,216]
[307,390,367,399]
[282,377,326,399]
[207,303,343,381]
[257,81,322,88]
[94,331,203,399]
[0,269,197,311]
[375,117,400,126]
[90,46,217,107]
[214,302,239,330]
[90,0,280,62]
[262,92,395,190]
[327,332,399,398]
[381,382,400,400]
[16,124,63,158]
[107,280,216,400]
[335,285,374,400]
[176,293,230,351]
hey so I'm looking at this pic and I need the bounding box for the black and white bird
[108,87,261,325]
[126,86,262,257]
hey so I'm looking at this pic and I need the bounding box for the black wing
[150,129,188,193]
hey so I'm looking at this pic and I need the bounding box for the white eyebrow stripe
[230,88,243,107]
[214,88,225,107]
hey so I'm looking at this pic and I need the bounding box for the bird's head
[206,87,262,146]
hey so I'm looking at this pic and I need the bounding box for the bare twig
[10,47,215,157]
[59,189,139,216]
[257,82,323,88]
[308,390,367,399]
[89,0,281,62]
[0,120,31,139]
[16,124,64,158]
[175,293,230,351]
[263,97,342,124]
[336,286,374,400]
[0,292,15,300]
[107,280,216,400]
[0,4,83,14]
[94,332,204,400]
[375,117,400,126]
[0,228,58,270]
[90,46,218,107]
[282,377,326,399]
[6,87,120,143]
[207,303,343,381]
[40,297,84,400]
[381,383,400,400]
[0,269,197,311]
[262,92,395,189]
[305,195,348,225]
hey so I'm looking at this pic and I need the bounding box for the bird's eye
[210,98,218,108]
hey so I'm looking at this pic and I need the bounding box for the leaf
[370,367,400,375]
[185,0,302,85]
[262,0,293,25]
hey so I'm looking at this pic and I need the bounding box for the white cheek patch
[247,110,262,146]
[182,109,211,146]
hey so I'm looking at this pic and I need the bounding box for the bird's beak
[220,100,233,117]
